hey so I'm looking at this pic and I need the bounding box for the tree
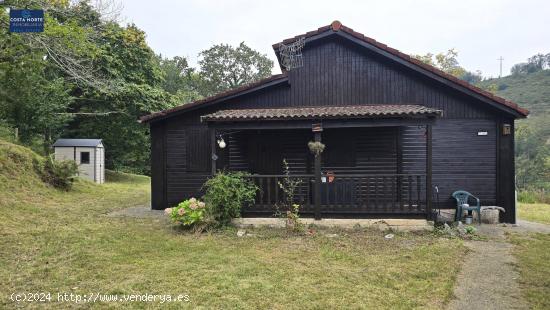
[528,53,548,71]
[198,42,273,96]
[511,52,550,76]
[413,49,466,78]
[159,55,202,103]
[412,49,488,84]
[515,115,550,190]
[460,70,483,84]
[68,22,175,174]
[0,1,176,173]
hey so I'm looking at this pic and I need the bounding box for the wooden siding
[150,122,166,209]
[432,119,497,208]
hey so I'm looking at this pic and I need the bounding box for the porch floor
[232,218,433,232]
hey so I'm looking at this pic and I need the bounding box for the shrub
[276,159,304,233]
[165,197,207,226]
[42,155,78,190]
[498,83,508,91]
[202,171,258,225]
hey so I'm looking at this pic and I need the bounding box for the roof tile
[201,105,442,122]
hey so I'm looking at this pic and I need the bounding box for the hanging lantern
[217,137,226,149]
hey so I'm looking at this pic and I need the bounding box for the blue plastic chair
[451,190,482,224]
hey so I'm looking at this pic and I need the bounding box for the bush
[202,171,258,225]
[42,155,78,190]
[165,197,207,226]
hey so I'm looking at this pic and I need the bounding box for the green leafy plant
[165,197,207,226]
[202,171,258,225]
[284,204,304,232]
[41,155,78,190]
[464,225,477,234]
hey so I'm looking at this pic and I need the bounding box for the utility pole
[497,56,504,78]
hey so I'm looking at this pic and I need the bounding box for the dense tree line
[0,0,272,174]
[511,53,550,76]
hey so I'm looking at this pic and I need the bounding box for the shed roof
[53,139,103,147]
[201,105,441,122]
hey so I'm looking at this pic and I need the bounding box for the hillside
[479,71,550,191]
[0,139,150,210]
[479,70,550,115]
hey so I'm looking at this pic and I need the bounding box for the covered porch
[202,105,441,220]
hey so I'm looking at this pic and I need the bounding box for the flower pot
[465,216,473,225]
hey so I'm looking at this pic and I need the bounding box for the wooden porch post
[426,124,433,219]
[210,128,217,176]
[313,127,322,220]
[396,127,403,209]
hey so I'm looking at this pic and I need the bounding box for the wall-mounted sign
[9,9,44,33]
[477,131,488,136]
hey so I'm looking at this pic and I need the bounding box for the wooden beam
[396,127,403,210]
[497,120,516,223]
[426,124,433,219]
[151,122,167,210]
[314,131,322,220]
[210,128,217,176]
[208,117,437,130]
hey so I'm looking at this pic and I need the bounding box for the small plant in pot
[308,141,325,157]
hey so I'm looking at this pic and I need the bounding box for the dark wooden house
[141,21,528,223]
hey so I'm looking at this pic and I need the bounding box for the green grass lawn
[0,140,467,309]
[518,203,550,225]
[509,233,550,310]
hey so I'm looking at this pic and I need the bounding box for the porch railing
[243,174,426,215]
[244,174,315,213]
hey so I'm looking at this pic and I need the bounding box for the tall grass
[518,190,550,204]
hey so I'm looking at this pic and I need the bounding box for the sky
[119,0,550,78]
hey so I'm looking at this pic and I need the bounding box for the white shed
[53,139,105,184]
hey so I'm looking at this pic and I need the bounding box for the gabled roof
[141,21,528,123]
[202,105,442,122]
[272,21,528,118]
[53,139,103,147]
[140,74,288,123]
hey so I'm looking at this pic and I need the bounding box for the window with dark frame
[80,151,90,164]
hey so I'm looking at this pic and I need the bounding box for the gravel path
[447,220,550,310]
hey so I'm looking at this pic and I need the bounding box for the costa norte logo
[21,10,32,19]
[9,9,44,32]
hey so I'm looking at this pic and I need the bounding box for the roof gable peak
[272,21,528,117]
